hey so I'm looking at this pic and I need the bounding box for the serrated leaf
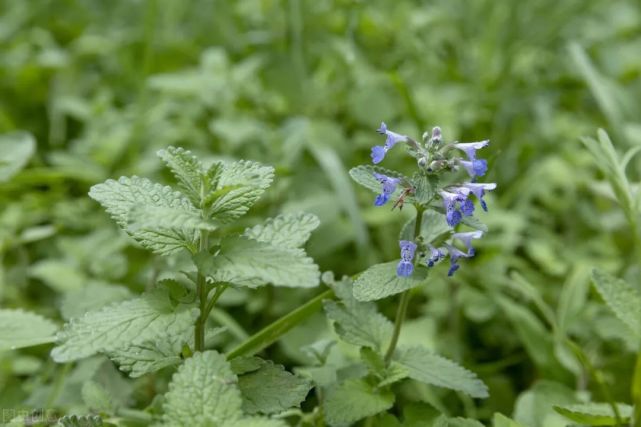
[349,165,409,199]
[57,415,103,427]
[195,236,319,288]
[395,347,489,398]
[323,285,393,351]
[412,174,438,204]
[162,351,243,427]
[553,403,632,426]
[157,146,205,206]
[51,289,199,362]
[231,357,312,415]
[60,282,133,320]
[207,160,274,223]
[108,339,184,378]
[0,131,36,182]
[127,204,217,232]
[592,269,641,337]
[0,309,58,350]
[324,379,395,427]
[353,261,427,302]
[89,176,198,255]
[243,212,320,248]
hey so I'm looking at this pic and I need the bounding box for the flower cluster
[368,122,496,277]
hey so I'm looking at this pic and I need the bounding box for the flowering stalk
[384,205,424,364]
[359,122,496,363]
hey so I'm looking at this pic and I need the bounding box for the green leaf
[412,174,438,204]
[56,415,104,427]
[206,160,274,223]
[231,357,312,415]
[224,418,287,427]
[324,379,395,427]
[592,269,641,337]
[492,413,527,427]
[349,164,408,198]
[81,380,114,413]
[107,339,184,378]
[243,212,320,248]
[323,283,393,351]
[0,309,58,350]
[435,417,485,427]
[394,347,489,398]
[353,261,427,302]
[157,146,205,206]
[460,215,488,232]
[195,236,319,288]
[0,131,36,182]
[89,176,198,255]
[127,204,217,232]
[51,288,199,362]
[60,281,133,320]
[162,351,243,427]
[400,210,450,243]
[553,403,632,426]
[30,260,87,292]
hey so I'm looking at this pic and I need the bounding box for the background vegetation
[1,0,640,425]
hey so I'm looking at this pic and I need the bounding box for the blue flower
[426,245,445,267]
[460,198,475,216]
[372,122,408,164]
[454,140,489,178]
[452,230,483,256]
[397,240,417,277]
[371,146,386,164]
[453,140,489,161]
[444,243,472,277]
[460,182,496,211]
[460,159,488,178]
[373,173,400,206]
[439,188,471,227]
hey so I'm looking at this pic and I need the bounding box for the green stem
[384,205,424,365]
[203,283,228,321]
[194,231,209,352]
[227,289,334,359]
[566,339,623,426]
[384,290,411,364]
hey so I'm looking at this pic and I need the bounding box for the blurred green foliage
[1,0,641,425]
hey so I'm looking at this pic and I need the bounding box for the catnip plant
[47,147,321,426]
[302,123,497,426]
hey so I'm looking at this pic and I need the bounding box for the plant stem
[566,339,623,426]
[203,283,228,321]
[384,290,411,364]
[227,289,334,359]
[194,231,209,352]
[384,205,424,365]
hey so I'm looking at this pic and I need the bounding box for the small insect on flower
[397,240,417,277]
[392,187,415,211]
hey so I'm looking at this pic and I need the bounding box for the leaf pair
[89,147,275,255]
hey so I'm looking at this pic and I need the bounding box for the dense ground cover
[1,1,641,426]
